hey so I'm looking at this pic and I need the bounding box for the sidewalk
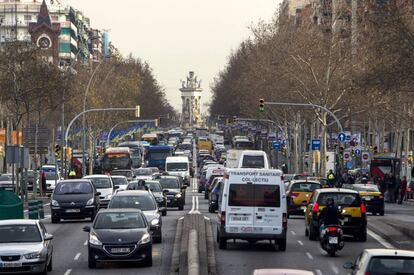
[368,202,414,250]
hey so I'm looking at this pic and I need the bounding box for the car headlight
[175,193,182,198]
[105,194,112,200]
[139,233,151,244]
[51,200,59,207]
[86,198,94,206]
[89,234,102,246]
[24,252,41,260]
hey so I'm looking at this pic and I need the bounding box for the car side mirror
[343,262,354,270]
[44,233,53,241]
[181,186,187,190]
[83,226,91,233]
[96,192,101,196]
[113,186,119,190]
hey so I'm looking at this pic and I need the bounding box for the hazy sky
[62,0,281,112]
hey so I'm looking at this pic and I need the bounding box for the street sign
[338,132,346,142]
[312,139,321,150]
[273,142,281,151]
[362,152,370,162]
[355,148,362,157]
[346,161,353,170]
[343,150,351,161]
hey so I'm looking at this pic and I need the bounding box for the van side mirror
[44,233,54,241]
[96,192,101,196]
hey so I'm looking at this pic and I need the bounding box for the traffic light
[65,147,72,160]
[55,144,61,158]
[339,146,344,158]
[233,116,238,124]
[373,146,378,154]
[259,98,265,112]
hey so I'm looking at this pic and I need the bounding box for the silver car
[0,220,53,274]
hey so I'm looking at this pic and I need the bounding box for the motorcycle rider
[319,197,343,237]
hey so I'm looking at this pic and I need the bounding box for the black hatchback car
[83,209,152,268]
[51,180,100,223]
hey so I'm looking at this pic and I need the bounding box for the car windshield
[0,175,11,181]
[109,195,157,211]
[317,193,361,207]
[0,225,41,243]
[367,256,414,273]
[135,169,152,176]
[241,155,265,168]
[88,178,112,189]
[159,178,180,189]
[55,182,93,195]
[111,177,128,186]
[94,212,146,229]
[290,182,321,192]
[146,181,163,192]
[167,162,188,171]
[229,184,281,207]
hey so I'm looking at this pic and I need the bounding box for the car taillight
[312,203,319,214]
[220,211,226,225]
[379,194,384,199]
[283,213,287,230]
[360,203,366,214]
[326,227,338,233]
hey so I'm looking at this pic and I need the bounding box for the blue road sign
[273,142,281,151]
[312,139,321,150]
[338,132,346,142]
[346,161,353,170]
[354,149,361,157]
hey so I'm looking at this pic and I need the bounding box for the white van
[165,156,190,185]
[238,150,270,169]
[217,168,287,251]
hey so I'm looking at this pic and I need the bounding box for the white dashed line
[64,269,72,275]
[306,252,314,260]
[297,240,304,246]
[74,253,81,261]
[83,240,88,246]
[290,230,296,235]
[367,229,394,249]
[315,269,323,275]
[330,263,339,274]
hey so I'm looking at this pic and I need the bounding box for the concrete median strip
[188,230,199,275]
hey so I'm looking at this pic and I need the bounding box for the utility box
[0,190,23,220]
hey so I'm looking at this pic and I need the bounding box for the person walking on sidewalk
[388,174,397,203]
[399,176,408,204]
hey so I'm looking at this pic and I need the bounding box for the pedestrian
[327,170,335,188]
[41,171,47,196]
[399,176,408,204]
[68,169,76,179]
[388,174,396,203]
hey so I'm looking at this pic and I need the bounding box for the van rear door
[253,183,283,234]
[225,183,255,234]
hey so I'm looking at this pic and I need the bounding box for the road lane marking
[306,252,314,260]
[64,269,72,275]
[194,195,200,214]
[189,196,195,213]
[74,253,81,261]
[83,240,88,246]
[290,230,296,235]
[367,229,394,249]
[297,240,304,246]
[330,263,339,274]
[315,270,323,275]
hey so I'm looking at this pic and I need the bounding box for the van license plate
[0,262,22,268]
[231,216,249,222]
[364,196,372,201]
[329,237,338,244]
[66,209,80,213]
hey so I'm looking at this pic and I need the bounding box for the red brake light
[312,203,319,214]
[326,227,338,233]
[360,203,366,214]
[379,194,384,199]
[220,211,226,225]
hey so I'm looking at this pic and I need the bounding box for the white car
[344,249,414,274]
[42,165,63,192]
[83,175,114,208]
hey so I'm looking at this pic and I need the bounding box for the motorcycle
[320,225,344,257]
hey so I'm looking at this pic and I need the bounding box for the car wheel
[178,205,184,211]
[88,255,97,269]
[51,217,60,224]
[154,235,162,243]
[208,205,213,213]
[278,239,287,251]
[47,256,53,272]
[309,226,317,241]
[216,229,220,243]
[379,210,385,216]
[162,210,167,216]
[305,227,309,237]
[204,192,208,199]
[143,254,153,267]
[198,188,202,194]
[356,233,367,242]
[219,237,227,249]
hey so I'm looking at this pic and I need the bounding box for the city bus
[101,147,132,173]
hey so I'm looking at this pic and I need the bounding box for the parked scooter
[320,225,344,257]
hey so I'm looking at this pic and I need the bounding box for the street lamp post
[82,59,106,177]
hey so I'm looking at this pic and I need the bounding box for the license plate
[329,237,338,244]
[364,196,372,201]
[111,247,130,253]
[0,262,22,268]
[343,217,349,222]
[66,209,80,213]
[231,216,249,222]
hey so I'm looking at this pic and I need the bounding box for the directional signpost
[338,132,346,143]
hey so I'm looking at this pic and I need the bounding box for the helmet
[326,198,335,207]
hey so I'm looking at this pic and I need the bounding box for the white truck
[226,150,270,169]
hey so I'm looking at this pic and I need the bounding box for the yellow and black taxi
[343,184,384,216]
[304,188,367,242]
[286,180,321,217]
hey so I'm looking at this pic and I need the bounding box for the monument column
[180,71,203,129]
